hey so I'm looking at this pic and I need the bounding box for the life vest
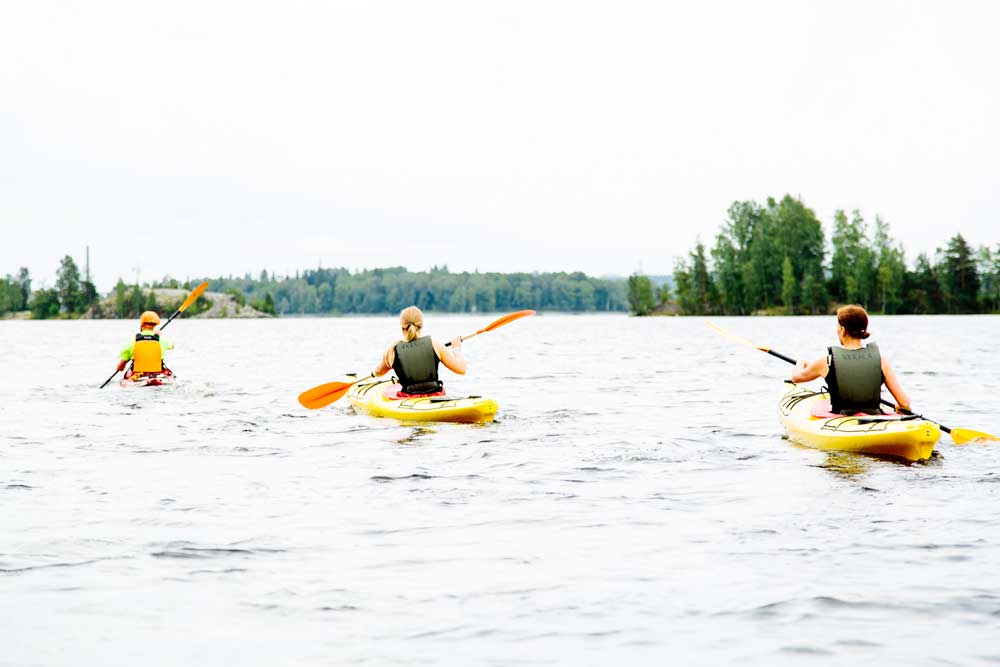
[392,336,442,395]
[827,343,883,414]
[132,332,163,374]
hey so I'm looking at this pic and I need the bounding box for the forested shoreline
[2,261,629,318]
[627,195,998,316]
[198,267,627,315]
[7,204,999,321]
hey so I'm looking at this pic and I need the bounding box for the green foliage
[199,268,627,314]
[80,280,99,311]
[0,268,31,314]
[873,216,905,314]
[936,234,980,313]
[114,279,129,318]
[904,253,940,314]
[689,241,717,315]
[626,274,656,315]
[29,288,61,319]
[111,280,161,319]
[55,255,83,313]
[978,244,1000,313]
[800,263,828,315]
[656,281,672,305]
[673,242,717,315]
[225,288,247,307]
[184,295,213,316]
[781,256,796,314]
[252,292,277,315]
[673,195,993,316]
[153,276,181,288]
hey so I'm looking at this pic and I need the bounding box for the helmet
[139,310,161,326]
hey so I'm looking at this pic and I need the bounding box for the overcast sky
[2,1,997,290]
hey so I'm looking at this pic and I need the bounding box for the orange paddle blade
[179,282,209,312]
[478,309,536,334]
[298,381,354,409]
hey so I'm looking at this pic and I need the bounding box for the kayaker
[116,310,174,379]
[373,306,467,395]
[791,304,912,414]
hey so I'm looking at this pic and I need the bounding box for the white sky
[2,0,998,290]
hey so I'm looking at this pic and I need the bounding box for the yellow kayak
[778,384,940,462]
[347,377,497,424]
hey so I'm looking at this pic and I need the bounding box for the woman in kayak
[791,305,912,414]
[117,310,174,379]
[372,306,467,395]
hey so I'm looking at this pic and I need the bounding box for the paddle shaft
[157,307,183,333]
[764,348,796,365]
[445,333,474,347]
[99,368,120,389]
[443,310,535,347]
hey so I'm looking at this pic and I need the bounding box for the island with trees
[627,195,999,316]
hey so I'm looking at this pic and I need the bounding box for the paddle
[705,320,998,445]
[297,374,375,410]
[297,309,536,409]
[99,282,209,388]
[444,309,536,346]
[157,281,209,332]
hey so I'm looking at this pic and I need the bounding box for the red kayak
[120,368,175,388]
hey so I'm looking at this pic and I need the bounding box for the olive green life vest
[827,343,883,414]
[392,336,442,394]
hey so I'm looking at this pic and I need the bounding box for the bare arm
[791,356,829,384]
[373,345,394,377]
[881,356,911,412]
[434,338,467,375]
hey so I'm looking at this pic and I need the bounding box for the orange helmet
[139,310,161,326]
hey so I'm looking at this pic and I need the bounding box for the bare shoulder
[811,355,829,375]
[384,342,399,365]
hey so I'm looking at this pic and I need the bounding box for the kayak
[120,370,175,388]
[347,377,497,424]
[778,384,940,462]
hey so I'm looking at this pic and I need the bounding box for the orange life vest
[132,332,163,373]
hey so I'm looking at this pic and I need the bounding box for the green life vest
[392,337,442,395]
[827,343,883,414]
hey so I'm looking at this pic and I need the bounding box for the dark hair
[837,305,870,339]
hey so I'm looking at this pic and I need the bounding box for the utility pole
[85,246,91,283]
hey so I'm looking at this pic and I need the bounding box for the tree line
[627,195,999,316]
[190,267,628,315]
[5,258,630,319]
[0,256,100,319]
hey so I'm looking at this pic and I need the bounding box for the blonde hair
[400,306,423,342]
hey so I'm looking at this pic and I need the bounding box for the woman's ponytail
[400,306,424,342]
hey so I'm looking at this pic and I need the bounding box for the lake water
[2,314,999,665]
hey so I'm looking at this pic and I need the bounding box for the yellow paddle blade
[950,428,1000,445]
[297,381,355,410]
[179,282,209,312]
[704,320,770,353]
